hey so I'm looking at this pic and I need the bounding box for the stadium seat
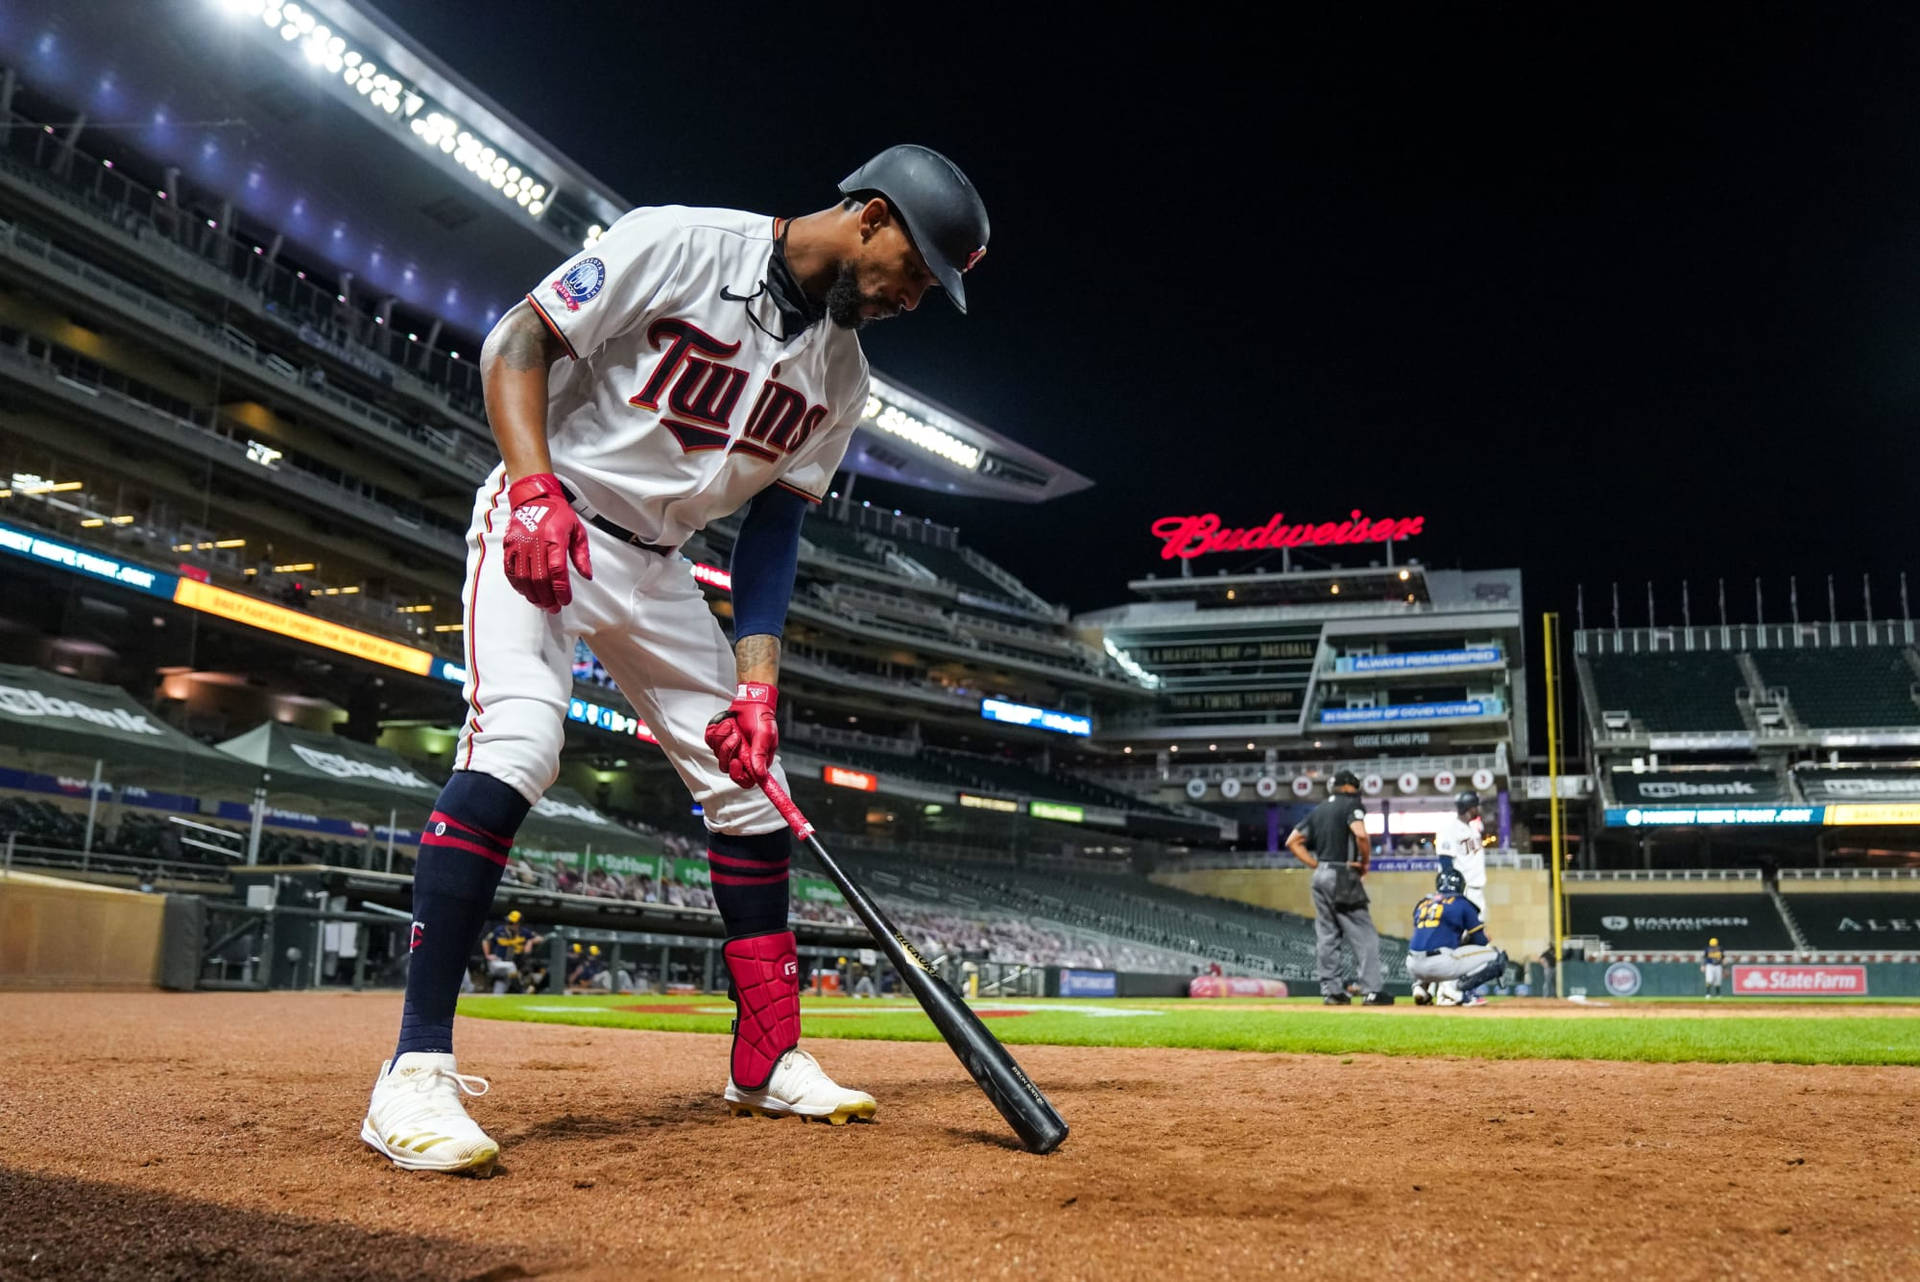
[1750,647,1920,729]
[1584,653,1750,732]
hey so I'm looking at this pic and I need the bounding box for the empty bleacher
[910,858,1407,980]
[799,517,894,570]
[1778,890,1920,951]
[894,541,1021,607]
[1584,652,1750,732]
[1751,647,1920,729]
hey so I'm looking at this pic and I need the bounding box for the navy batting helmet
[840,145,989,313]
[1436,869,1467,895]
[1455,790,1481,816]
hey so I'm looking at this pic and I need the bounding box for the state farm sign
[1150,511,1426,561]
[1731,965,1867,996]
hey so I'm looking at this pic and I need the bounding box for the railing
[0,331,468,562]
[1578,621,1920,655]
[0,103,489,426]
[1096,752,1504,787]
[1156,848,1543,873]
[1,835,229,886]
[1778,867,1920,881]
[1564,868,1763,882]
[784,721,918,757]
[0,220,493,484]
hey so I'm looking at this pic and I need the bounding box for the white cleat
[725,1049,877,1126]
[1412,981,1434,1006]
[361,1052,501,1174]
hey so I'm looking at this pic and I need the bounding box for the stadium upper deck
[1070,509,1527,849]
[1575,620,1920,868]
[0,3,1185,860]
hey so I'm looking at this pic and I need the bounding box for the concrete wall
[0,871,164,988]
[1152,866,1556,960]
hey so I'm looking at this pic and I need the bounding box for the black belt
[557,483,678,557]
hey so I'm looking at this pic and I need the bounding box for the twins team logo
[550,256,606,312]
[631,318,831,461]
[410,920,425,952]
[1603,962,1642,997]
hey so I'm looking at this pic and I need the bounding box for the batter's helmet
[1436,869,1467,895]
[1455,790,1481,816]
[840,144,989,313]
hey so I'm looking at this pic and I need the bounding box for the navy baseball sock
[707,829,791,938]
[394,770,531,1061]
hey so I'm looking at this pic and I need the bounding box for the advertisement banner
[1731,965,1867,996]
[1187,976,1289,998]
[1343,646,1501,674]
[1610,771,1782,806]
[1058,968,1118,997]
[795,876,845,904]
[672,855,710,886]
[1606,805,1823,828]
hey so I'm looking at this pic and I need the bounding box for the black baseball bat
[758,777,1069,1154]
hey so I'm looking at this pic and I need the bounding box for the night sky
[397,2,1920,622]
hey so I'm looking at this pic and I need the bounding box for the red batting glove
[501,473,592,613]
[705,682,779,788]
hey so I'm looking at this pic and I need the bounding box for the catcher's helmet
[1455,789,1481,816]
[1436,869,1467,895]
[840,145,989,313]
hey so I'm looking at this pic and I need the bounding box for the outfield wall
[1151,868,1554,960]
[0,870,164,988]
[1563,959,1920,998]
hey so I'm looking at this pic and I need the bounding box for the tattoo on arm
[494,306,565,370]
[734,633,781,685]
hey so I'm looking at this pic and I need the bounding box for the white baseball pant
[1408,943,1501,1003]
[1465,885,1487,914]
[453,466,788,835]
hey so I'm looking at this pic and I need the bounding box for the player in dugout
[361,145,990,1174]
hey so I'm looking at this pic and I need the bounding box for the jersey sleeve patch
[550,257,607,311]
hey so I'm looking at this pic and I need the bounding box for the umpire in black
[1285,770,1389,1005]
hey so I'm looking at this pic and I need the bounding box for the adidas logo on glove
[513,505,544,534]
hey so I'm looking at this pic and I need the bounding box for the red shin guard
[722,929,800,1091]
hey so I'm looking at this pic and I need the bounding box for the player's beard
[825,262,894,330]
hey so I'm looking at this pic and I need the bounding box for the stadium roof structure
[0,0,1088,503]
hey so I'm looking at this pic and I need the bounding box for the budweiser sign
[1150,511,1426,561]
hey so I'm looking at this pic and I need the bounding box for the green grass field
[458,993,1920,1066]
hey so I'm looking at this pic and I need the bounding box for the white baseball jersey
[453,204,872,835]
[1435,815,1487,895]
[524,205,870,544]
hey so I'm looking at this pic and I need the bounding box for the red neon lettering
[1149,511,1426,560]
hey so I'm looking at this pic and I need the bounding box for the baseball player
[362,145,990,1174]
[1434,790,1494,1003]
[479,910,538,995]
[1434,790,1490,913]
[1407,870,1507,1007]
[1702,937,1724,998]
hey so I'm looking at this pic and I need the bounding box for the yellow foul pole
[1542,611,1565,997]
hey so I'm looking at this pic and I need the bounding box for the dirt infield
[0,993,1916,1281]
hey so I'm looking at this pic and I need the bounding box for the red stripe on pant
[710,870,788,886]
[429,808,511,853]
[420,831,508,867]
[707,849,789,872]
